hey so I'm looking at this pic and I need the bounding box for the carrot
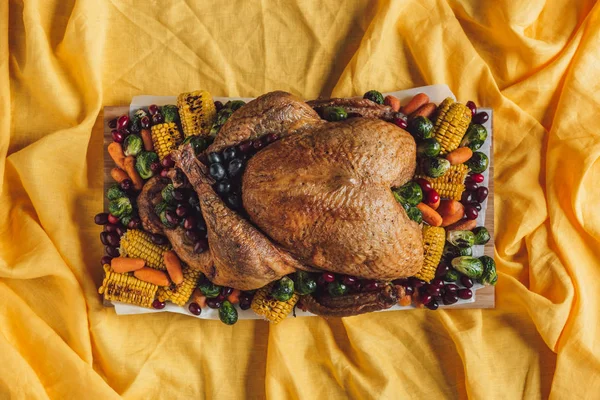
[384,95,401,112]
[437,200,465,227]
[191,288,207,308]
[401,93,429,115]
[111,257,145,273]
[399,294,412,306]
[124,156,144,190]
[227,289,241,305]
[134,267,170,287]
[410,102,437,120]
[108,142,126,169]
[111,167,129,183]
[416,203,443,227]
[164,250,183,285]
[446,218,477,231]
[446,147,473,165]
[140,129,154,152]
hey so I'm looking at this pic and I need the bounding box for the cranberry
[127,218,141,229]
[108,118,118,129]
[443,292,459,305]
[409,277,426,288]
[252,140,264,151]
[264,133,279,144]
[435,263,450,277]
[111,129,124,143]
[426,189,440,206]
[175,205,188,217]
[465,205,478,220]
[152,299,166,309]
[445,284,459,293]
[460,276,474,288]
[321,272,335,283]
[160,169,170,178]
[161,155,175,168]
[194,239,209,254]
[214,101,224,112]
[116,225,127,237]
[431,278,445,289]
[100,232,109,245]
[475,186,489,203]
[152,113,164,124]
[148,104,159,115]
[404,286,414,296]
[461,191,474,204]
[106,232,120,247]
[470,202,482,212]
[470,173,484,183]
[150,162,162,173]
[238,140,253,154]
[140,116,150,129]
[100,255,113,266]
[465,181,479,192]
[364,281,381,291]
[189,302,202,315]
[117,115,130,130]
[151,234,169,245]
[458,288,473,299]
[420,294,433,305]
[105,246,120,257]
[342,276,357,286]
[426,284,441,297]
[221,287,234,297]
[466,101,477,117]
[393,117,408,129]
[120,179,133,192]
[185,230,200,243]
[107,214,120,225]
[206,298,222,309]
[415,178,433,192]
[94,213,109,225]
[239,296,252,310]
[425,300,439,310]
[216,294,226,302]
[172,189,184,201]
[473,111,489,125]
[104,224,118,233]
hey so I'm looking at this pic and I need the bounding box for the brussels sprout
[472,226,491,245]
[408,116,434,141]
[199,280,222,298]
[460,124,487,151]
[417,138,441,158]
[271,276,295,301]
[421,157,450,178]
[108,197,133,219]
[465,152,489,173]
[219,300,238,325]
[130,109,148,133]
[479,256,497,285]
[224,100,246,111]
[210,108,234,136]
[161,105,179,123]
[135,151,159,179]
[451,256,484,279]
[123,134,143,157]
[161,184,176,204]
[363,90,384,105]
[443,243,472,261]
[155,201,176,228]
[394,181,423,206]
[294,271,317,295]
[120,215,132,226]
[447,230,476,248]
[443,269,460,282]
[323,106,348,122]
[182,135,209,155]
[327,281,348,296]
[107,184,127,201]
[406,206,423,223]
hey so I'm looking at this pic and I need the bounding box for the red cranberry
[214,101,224,112]
[409,277,426,288]
[445,284,459,293]
[206,298,222,309]
[435,263,450,277]
[140,116,150,129]
[152,113,164,124]
[100,231,110,245]
[415,178,433,192]
[465,205,478,220]
[252,140,264,151]
[107,214,120,225]
[221,287,234,297]
[426,284,441,297]
[426,189,440,206]
[111,129,124,143]
[425,300,439,310]
[194,239,209,254]
[161,155,175,168]
[393,117,408,129]
[104,223,118,233]
[160,169,170,178]
[94,213,109,225]
[431,278,444,289]
[465,181,479,192]
[150,162,162,173]
[264,133,279,144]
[152,299,166,309]
[120,179,133,192]
[364,281,381,291]
[458,289,473,299]
[461,190,474,204]
[475,186,489,203]
[184,216,197,231]
[321,272,335,283]
[148,104,159,115]
[443,292,459,305]
[127,217,141,229]
[105,246,120,257]
[473,111,489,124]
[100,256,112,266]
[466,101,477,116]
[420,294,433,305]
[108,118,118,129]
[470,173,484,183]
[176,205,188,217]
[238,140,253,154]
[151,234,168,245]
[460,276,474,288]
[404,286,414,296]
[116,225,127,237]
[342,276,357,286]
[189,302,202,315]
[117,115,130,130]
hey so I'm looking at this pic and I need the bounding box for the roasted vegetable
[198,279,222,298]
[443,269,460,282]
[151,122,183,160]
[209,108,234,136]
[224,100,246,111]
[443,243,472,260]
[130,109,148,133]
[472,226,491,245]
[161,184,176,204]
[323,106,348,121]
[107,184,127,201]
[108,197,133,219]
[414,226,445,282]
[177,90,217,137]
[327,281,348,296]
[432,98,472,155]
[406,206,423,223]
[155,201,176,229]
[451,256,484,279]
[98,264,158,308]
[466,152,489,173]
[415,164,469,201]
[447,230,476,248]
[161,105,180,124]
[251,284,299,324]
[182,135,209,155]
[479,256,497,285]
[421,157,451,178]
[123,134,143,157]
[394,181,423,206]
[408,116,434,141]
[363,90,384,105]
[294,271,317,295]
[157,266,202,306]
[119,229,170,270]
[271,276,295,302]
[417,138,441,158]
[460,124,487,151]
[219,300,239,325]
[135,151,159,179]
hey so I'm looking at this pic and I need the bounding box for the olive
[105,246,120,258]
[425,300,439,310]
[100,232,109,246]
[140,116,151,129]
[120,179,133,192]
[207,152,223,164]
[458,288,473,299]
[148,104,159,115]
[223,147,237,161]
[111,130,124,143]
[221,287,234,297]
[206,298,222,309]
[472,111,489,125]
[117,115,130,130]
[152,299,166,309]
[106,232,120,247]
[465,205,478,220]
[226,193,242,209]
[435,263,450,277]
[214,101,224,112]
[228,159,243,177]
[209,163,227,181]
[465,181,478,192]
[237,140,253,154]
[194,239,209,254]
[108,118,118,129]
[460,276,474,288]
[466,100,477,117]
[94,213,109,225]
[183,216,197,230]
[239,295,252,310]
[152,113,164,124]
[185,230,200,243]
[151,234,169,245]
[216,181,232,195]
[189,302,202,316]
[100,256,112,266]
[475,186,489,203]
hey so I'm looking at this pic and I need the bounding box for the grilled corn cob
[415,164,469,200]
[98,264,158,308]
[119,229,171,270]
[433,98,472,155]
[157,266,202,306]
[414,226,446,282]
[177,90,217,137]
[251,284,298,324]
[151,122,183,160]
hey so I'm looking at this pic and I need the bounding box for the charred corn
[251,284,298,324]
[151,122,183,160]
[433,98,472,155]
[415,164,469,200]
[414,226,446,282]
[119,229,171,270]
[177,90,217,137]
[157,266,202,306]
[98,264,158,308]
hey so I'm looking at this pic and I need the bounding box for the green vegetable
[182,135,209,155]
[443,243,472,261]
[421,157,450,178]
[120,215,132,226]
[107,184,127,201]
[323,106,348,122]
[108,197,133,219]
[406,206,423,223]
[135,151,158,179]
[363,90,384,105]
[327,281,348,297]
[408,116,434,141]
[451,256,484,279]
[460,124,487,151]
[447,230,476,248]
[465,152,489,173]
[443,269,460,282]
[417,138,441,158]
[472,226,491,245]
[123,134,143,157]
[161,105,179,123]
[479,256,497,286]
[199,280,222,298]
[271,276,295,302]
[294,271,317,295]
[155,201,175,228]
[394,181,423,206]
[161,184,176,204]
[130,109,148,133]
[219,300,238,325]
[210,108,234,136]
[224,100,246,111]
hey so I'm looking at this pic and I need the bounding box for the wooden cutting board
[102,106,495,309]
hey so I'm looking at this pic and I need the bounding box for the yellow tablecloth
[2,0,599,398]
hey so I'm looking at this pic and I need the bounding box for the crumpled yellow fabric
[2,0,599,398]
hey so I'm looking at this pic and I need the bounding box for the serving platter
[102,84,494,319]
